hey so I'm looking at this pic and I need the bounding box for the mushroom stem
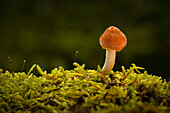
[102,49,116,73]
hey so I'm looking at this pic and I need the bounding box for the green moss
[0,63,169,113]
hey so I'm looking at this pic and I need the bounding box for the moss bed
[0,63,169,113]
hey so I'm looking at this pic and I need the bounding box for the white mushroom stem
[102,49,116,73]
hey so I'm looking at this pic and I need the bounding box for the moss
[0,63,169,113]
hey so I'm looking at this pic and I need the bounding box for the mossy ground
[0,63,169,113]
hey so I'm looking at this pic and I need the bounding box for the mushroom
[99,26,127,73]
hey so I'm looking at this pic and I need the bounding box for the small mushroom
[99,26,127,73]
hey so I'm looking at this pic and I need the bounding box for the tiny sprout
[9,59,12,72]
[75,50,79,62]
[21,60,26,72]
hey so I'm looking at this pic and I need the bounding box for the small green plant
[0,63,169,113]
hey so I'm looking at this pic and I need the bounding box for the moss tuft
[0,63,169,113]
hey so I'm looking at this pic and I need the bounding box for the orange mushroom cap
[99,26,127,52]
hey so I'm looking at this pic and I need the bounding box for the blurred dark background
[0,0,170,79]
